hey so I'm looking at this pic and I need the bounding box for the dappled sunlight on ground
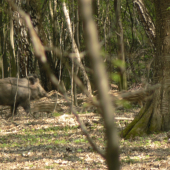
[0,91,169,169]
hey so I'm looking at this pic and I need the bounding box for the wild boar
[0,75,47,118]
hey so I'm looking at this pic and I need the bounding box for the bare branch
[62,2,92,96]
[79,0,120,169]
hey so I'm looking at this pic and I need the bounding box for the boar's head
[27,75,47,100]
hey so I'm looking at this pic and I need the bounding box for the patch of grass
[1,137,7,142]
[53,133,58,137]
[48,126,60,131]
[45,165,54,169]
[74,138,87,143]
[53,112,61,117]
[48,139,52,143]
[0,128,67,148]
[145,155,150,158]
[153,141,161,146]
[155,157,162,161]
[121,156,138,164]
[98,138,103,141]
[77,149,83,152]
[46,145,53,149]
[145,140,151,146]
[28,164,34,168]
[55,139,67,144]
[1,143,7,148]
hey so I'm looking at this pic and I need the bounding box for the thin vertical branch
[71,0,74,109]
[114,0,127,90]
[79,0,120,169]
[62,1,92,96]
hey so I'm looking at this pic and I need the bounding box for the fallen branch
[113,84,160,102]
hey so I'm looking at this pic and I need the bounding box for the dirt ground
[0,91,170,170]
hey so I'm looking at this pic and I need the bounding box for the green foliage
[53,112,61,117]
[112,59,125,68]
[111,73,120,82]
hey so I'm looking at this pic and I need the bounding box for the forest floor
[0,90,170,170]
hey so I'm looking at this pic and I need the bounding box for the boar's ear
[32,74,38,79]
[27,74,38,79]
[28,76,38,85]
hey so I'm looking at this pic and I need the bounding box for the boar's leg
[21,100,31,114]
[23,105,30,114]
[11,103,19,116]
[6,104,19,119]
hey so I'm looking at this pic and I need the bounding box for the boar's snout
[39,87,47,97]
[36,84,47,98]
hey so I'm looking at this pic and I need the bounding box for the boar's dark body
[0,76,47,118]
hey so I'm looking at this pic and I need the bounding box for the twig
[12,75,19,120]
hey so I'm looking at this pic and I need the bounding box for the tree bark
[2,19,9,78]
[12,0,34,78]
[133,0,156,47]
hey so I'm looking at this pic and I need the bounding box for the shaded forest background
[0,0,153,92]
[1,0,169,169]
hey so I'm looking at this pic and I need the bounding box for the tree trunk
[73,1,80,106]
[12,0,34,78]
[114,0,127,91]
[29,0,54,90]
[133,0,156,47]
[121,0,170,138]
[2,22,9,78]
[0,3,9,78]
[0,0,4,78]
